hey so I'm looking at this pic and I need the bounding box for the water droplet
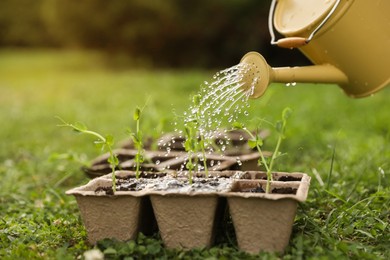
[236,157,242,166]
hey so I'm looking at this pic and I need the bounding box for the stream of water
[161,62,259,172]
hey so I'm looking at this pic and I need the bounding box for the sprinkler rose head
[239,52,350,98]
[240,52,272,98]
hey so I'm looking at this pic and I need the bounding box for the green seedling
[183,94,211,183]
[56,116,119,193]
[233,107,292,193]
[127,107,145,179]
[192,94,209,176]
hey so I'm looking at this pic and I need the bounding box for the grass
[0,49,389,259]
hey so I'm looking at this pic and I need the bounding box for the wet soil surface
[150,177,232,193]
[242,186,297,194]
[95,174,234,195]
[278,175,302,182]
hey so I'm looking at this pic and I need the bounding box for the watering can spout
[240,52,349,98]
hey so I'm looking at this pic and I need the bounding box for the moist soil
[94,171,299,195]
[94,172,234,195]
[278,175,302,182]
[241,186,297,194]
[95,172,167,194]
[261,175,302,182]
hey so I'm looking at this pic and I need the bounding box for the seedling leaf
[186,161,194,170]
[135,154,144,163]
[105,134,114,146]
[193,94,201,106]
[107,155,119,166]
[94,140,105,150]
[282,107,292,120]
[184,126,191,137]
[248,139,257,149]
[130,133,139,143]
[74,122,87,132]
[232,122,244,130]
[134,107,141,121]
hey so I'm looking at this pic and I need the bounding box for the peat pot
[66,170,310,252]
[149,194,220,249]
[147,171,236,249]
[66,171,155,244]
[224,172,311,254]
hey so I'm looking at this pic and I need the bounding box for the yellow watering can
[240,0,390,98]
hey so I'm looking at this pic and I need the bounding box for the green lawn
[0,49,389,259]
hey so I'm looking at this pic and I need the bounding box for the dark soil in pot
[144,176,234,193]
[94,171,168,195]
[240,186,298,194]
[94,170,238,195]
[239,171,303,182]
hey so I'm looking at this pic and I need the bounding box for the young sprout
[232,107,292,193]
[192,94,209,176]
[184,124,196,184]
[56,116,119,193]
[127,106,145,179]
[183,94,211,183]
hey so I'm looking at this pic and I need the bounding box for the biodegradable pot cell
[66,172,153,244]
[225,172,310,254]
[149,194,219,249]
[239,171,305,181]
[148,172,236,249]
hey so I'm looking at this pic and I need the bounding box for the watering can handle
[268,0,341,48]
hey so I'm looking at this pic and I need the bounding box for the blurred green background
[0,0,310,68]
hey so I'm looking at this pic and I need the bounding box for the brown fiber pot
[66,173,150,244]
[224,172,311,254]
[147,171,235,250]
[149,193,220,249]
